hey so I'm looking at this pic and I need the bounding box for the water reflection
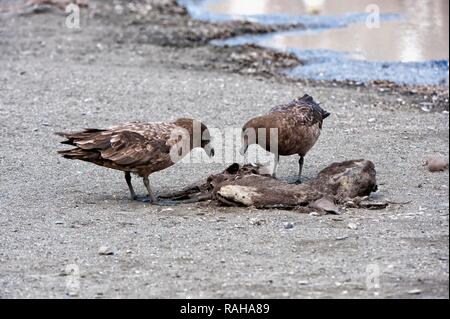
[205,0,449,62]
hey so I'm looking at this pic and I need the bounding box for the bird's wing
[270,95,326,126]
[57,123,178,166]
[56,129,111,149]
[294,106,323,126]
[270,95,314,112]
[272,105,322,127]
[100,131,170,166]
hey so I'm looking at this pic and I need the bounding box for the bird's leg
[125,172,137,200]
[272,154,280,178]
[143,176,158,204]
[297,155,305,184]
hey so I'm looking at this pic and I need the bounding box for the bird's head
[173,118,215,158]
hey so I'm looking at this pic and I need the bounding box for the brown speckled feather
[243,94,330,157]
[57,118,214,201]
[270,94,327,128]
[57,122,180,176]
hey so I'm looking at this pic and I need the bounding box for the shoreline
[4,0,447,111]
[101,0,449,112]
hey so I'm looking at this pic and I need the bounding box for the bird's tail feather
[57,148,100,161]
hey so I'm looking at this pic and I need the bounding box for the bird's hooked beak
[239,144,248,156]
[204,144,215,158]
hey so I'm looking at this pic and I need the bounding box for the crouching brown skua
[241,94,330,183]
[56,118,214,203]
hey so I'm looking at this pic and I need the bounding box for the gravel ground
[0,3,448,299]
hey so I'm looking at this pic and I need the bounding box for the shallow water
[180,0,449,85]
[205,0,449,63]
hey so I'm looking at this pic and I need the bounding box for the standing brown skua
[241,94,330,183]
[57,118,214,203]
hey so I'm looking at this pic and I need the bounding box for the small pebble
[407,289,422,295]
[98,246,114,256]
[424,156,449,172]
[284,222,295,229]
[348,223,358,230]
[250,218,265,226]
